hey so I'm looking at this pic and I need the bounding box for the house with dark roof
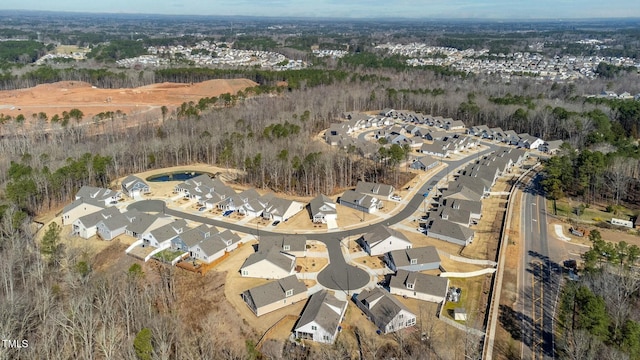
[242,275,308,316]
[72,207,121,239]
[141,219,188,248]
[353,287,416,334]
[427,218,475,246]
[309,194,337,224]
[339,190,382,214]
[410,156,439,171]
[388,270,449,304]
[359,226,412,256]
[355,181,395,200]
[294,290,347,344]
[384,246,441,272]
[121,175,150,198]
[240,248,296,279]
[62,197,105,225]
[259,235,307,257]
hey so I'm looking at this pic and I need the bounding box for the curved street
[128,143,498,290]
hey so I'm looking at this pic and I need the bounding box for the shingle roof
[428,218,474,242]
[259,235,306,254]
[295,290,347,333]
[63,197,105,214]
[241,247,295,272]
[309,194,337,218]
[355,181,394,198]
[76,207,121,227]
[363,226,411,248]
[357,287,412,328]
[388,246,440,267]
[389,270,449,298]
[149,219,189,243]
[243,275,307,309]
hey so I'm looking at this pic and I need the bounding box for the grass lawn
[153,249,185,262]
[550,198,636,224]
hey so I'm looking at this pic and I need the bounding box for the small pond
[146,171,212,182]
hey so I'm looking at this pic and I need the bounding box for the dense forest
[557,230,640,359]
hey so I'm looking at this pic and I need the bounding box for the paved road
[129,144,498,291]
[518,175,562,360]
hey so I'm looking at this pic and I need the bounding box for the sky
[1,0,640,19]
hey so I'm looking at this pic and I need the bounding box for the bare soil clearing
[0,78,257,130]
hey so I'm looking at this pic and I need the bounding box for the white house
[388,270,449,304]
[354,287,416,334]
[294,290,347,344]
[309,194,337,224]
[72,207,121,239]
[121,175,150,198]
[61,198,105,225]
[359,226,412,256]
[190,230,242,264]
[240,248,296,279]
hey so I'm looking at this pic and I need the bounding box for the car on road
[391,195,402,201]
[426,180,438,191]
[198,206,207,212]
[222,210,234,217]
[272,220,281,226]
[420,215,430,220]
[416,227,427,233]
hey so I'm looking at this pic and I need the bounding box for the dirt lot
[295,257,328,272]
[353,255,386,269]
[0,78,257,134]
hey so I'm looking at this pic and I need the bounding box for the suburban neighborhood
[57,108,547,349]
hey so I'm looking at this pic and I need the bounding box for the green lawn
[153,249,186,262]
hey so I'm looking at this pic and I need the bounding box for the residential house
[467,125,490,137]
[75,185,122,206]
[240,248,296,279]
[439,207,472,227]
[174,174,216,200]
[539,140,564,154]
[440,184,483,202]
[171,224,215,252]
[141,219,188,248]
[517,133,544,150]
[384,246,441,272]
[427,218,475,246]
[263,197,305,222]
[423,130,448,141]
[355,181,395,200]
[442,198,482,221]
[445,120,466,131]
[353,287,417,334]
[95,210,152,241]
[388,270,449,304]
[503,130,520,145]
[339,190,382,214]
[489,127,506,141]
[410,156,440,171]
[259,235,307,257]
[121,175,150,198]
[294,290,348,344]
[242,275,308,316]
[359,226,412,256]
[72,207,121,239]
[190,229,242,264]
[420,141,450,158]
[62,198,105,225]
[124,212,173,239]
[309,194,337,224]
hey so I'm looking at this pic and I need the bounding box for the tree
[41,222,63,266]
[134,328,153,360]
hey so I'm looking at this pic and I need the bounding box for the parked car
[198,206,207,212]
[222,210,234,217]
[272,220,281,226]
[420,215,430,220]
[391,195,402,201]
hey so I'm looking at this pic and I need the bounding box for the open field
[353,255,386,269]
[0,78,257,133]
[296,257,328,272]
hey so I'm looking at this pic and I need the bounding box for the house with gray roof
[339,190,382,214]
[439,205,472,226]
[355,181,395,200]
[539,140,564,154]
[440,184,483,202]
[442,198,482,221]
[259,235,307,257]
[96,210,143,241]
[142,219,189,248]
[384,246,441,272]
[75,186,122,206]
[517,133,544,150]
[445,120,466,131]
[190,229,242,264]
[388,270,449,304]
[353,287,416,334]
[121,175,150,198]
[62,197,105,225]
[124,212,173,239]
[240,248,296,279]
[359,225,412,256]
[503,130,520,145]
[410,156,439,171]
[420,141,450,158]
[294,290,347,344]
[72,207,121,239]
[242,275,308,316]
[171,224,215,252]
[309,194,337,224]
[427,218,475,246]
[263,197,304,222]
